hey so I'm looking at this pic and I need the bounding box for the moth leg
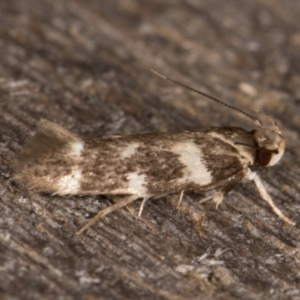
[138,193,169,216]
[76,194,142,235]
[212,192,225,209]
[138,197,148,217]
[176,190,185,208]
[208,169,248,209]
[198,195,213,204]
[253,174,295,225]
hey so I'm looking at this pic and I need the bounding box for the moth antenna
[151,69,264,129]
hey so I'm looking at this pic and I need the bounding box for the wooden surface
[1,0,300,299]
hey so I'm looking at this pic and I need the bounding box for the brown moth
[14,71,295,234]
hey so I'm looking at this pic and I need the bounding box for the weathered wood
[1,0,300,299]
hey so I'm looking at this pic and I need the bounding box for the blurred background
[1,1,300,299]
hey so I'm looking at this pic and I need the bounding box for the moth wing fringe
[37,119,80,141]
[13,119,82,192]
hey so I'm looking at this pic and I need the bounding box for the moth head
[253,115,285,167]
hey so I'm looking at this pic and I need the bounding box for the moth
[14,70,295,235]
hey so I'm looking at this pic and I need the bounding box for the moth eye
[258,151,273,167]
[258,138,285,167]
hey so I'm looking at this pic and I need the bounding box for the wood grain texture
[1,0,300,299]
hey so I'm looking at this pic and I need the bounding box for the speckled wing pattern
[14,119,256,198]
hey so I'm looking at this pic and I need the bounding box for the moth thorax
[253,130,285,167]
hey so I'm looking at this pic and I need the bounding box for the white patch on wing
[126,172,147,194]
[172,141,212,185]
[120,142,140,159]
[55,167,82,194]
[69,141,84,158]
